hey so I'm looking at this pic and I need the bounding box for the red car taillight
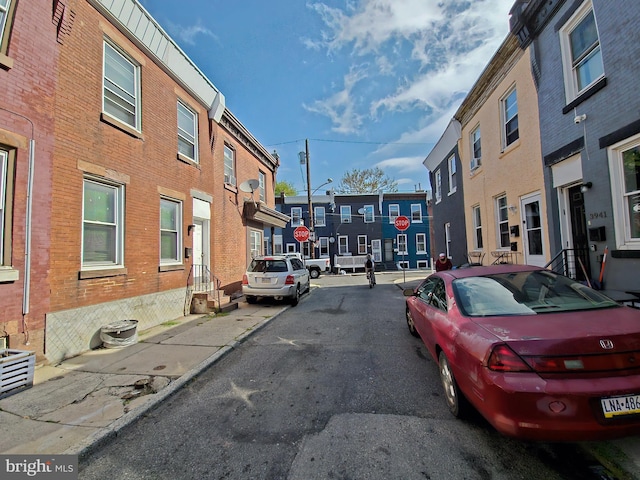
[285,275,294,285]
[242,274,249,285]
[487,344,532,372]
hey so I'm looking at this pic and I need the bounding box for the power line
[267,138,431,147]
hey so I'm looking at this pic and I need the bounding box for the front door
[384,238,393,263]
[520,193,545,267]
[371,239,382,263]
[568,185,590,281]
[192,219,205,283]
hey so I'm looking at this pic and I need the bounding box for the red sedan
[404,264,640,441]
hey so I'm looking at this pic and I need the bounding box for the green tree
[337,167,398,194]
[275,180,297,196]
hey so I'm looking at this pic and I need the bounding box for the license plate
[260,277,272,284]
[601,394,640,418]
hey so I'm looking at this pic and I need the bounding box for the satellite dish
[239,179,260,193]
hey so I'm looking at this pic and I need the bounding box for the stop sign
[394,215,410,231]
[293,225,310,242]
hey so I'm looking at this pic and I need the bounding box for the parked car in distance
[404,264,640,441]
[284,252,331,278]
[243,255,310,306]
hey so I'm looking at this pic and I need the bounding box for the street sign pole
[394,216,410,285]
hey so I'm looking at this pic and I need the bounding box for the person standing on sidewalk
[435,253,452,272]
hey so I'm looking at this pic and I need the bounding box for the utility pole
[305,139,315,258]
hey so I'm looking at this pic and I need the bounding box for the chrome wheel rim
[440,357,456,409]
[406,309,416,332]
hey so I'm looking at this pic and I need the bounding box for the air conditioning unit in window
[224,174,236,186]
[470,157,481,170]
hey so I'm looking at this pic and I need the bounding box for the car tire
[246,295,257,304]
[405,307,420,338]
[290,286,300,306]
[438,351,470,418]
[309,268,320,279]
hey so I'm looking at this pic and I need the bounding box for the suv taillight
[285,275,294,285]
[242,274,249,285]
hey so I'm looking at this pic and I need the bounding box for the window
[259,171,266,202]
[471,127,482,170]
[103,42,140,130]
[249,229,263,258]
[273,235,283,254]
[411,204,422,222]
[319,237,329,257]
[1,0,15,56]
[160,198,182,264]
[417,260,429,269]
[434,169,442,203]
[223,144,236,186]
[0,149,7,264]
[445,222,451,258]
[398,261,409,270]
[358,235,368,254]
[502,87,519,147]
[177,101,198,162]
[496,195,510,248]
[416,233,427,254]
[290,207,302,227]
[472,205,483,249]
[397,234,407,255]
[340,205,351,223]
[448,154,457,193]
[314,206,326,226]
[363,205,374,223]
[82,178,124,268]
[608,135,640,247]
[286,243,297,253]
[560,1,604,102]
[338,236,349,255]
[388,204,399,223]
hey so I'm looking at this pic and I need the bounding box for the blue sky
[140,0,514,194]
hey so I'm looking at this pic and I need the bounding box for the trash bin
[100,320,138,348]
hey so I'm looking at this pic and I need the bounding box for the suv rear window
[249,259,288,273]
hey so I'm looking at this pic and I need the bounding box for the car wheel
[290,286,300,306]
[246,295,257,304]
[310,268,320,279]
[405,306,420,338]
[438,351,469,418]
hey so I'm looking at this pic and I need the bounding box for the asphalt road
[79,273,618,479]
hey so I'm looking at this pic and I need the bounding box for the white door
[192,220,205,266]
[520,193,545,267]
[371,239,382,263]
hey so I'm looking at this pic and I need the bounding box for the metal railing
[544,248,590,281]
[184,264,221,315]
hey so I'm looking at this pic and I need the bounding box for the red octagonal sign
[294,225,310,242]
[394,215,410,231]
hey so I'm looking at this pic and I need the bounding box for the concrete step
[190,292,238,314]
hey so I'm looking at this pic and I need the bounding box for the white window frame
[82,177,125,269]
[286,243,297,253]
[314,206,326,226]
[177,100,198,163]
[358,235,368,254]
[319,237,329,257]
[417,260,429,269]
[559,0,604,103]
[0,0,13,47]
[495,195,510,249]
[471,126,482,170]
[388,204,399,224]
[398,261,409,270]
[608,133,640,248]
[160,197,182,265]
[273,235,283,254]
[416,233,427,254]
[340,205,351,223]
[501,86,519,148]
[249,229,263,258]
[223,144,236,186]
[259,171,266,202]
[290,207,302,227]
[397,234,408,255]
[103,41,141,131]
[445,222,451,258]
[472,205,483,250]
[411,204,422,222]
[363,205,374,223]
[0,150,6,263]
[338,235,349,255]
[434,169,442,203]
[448,154,457,194]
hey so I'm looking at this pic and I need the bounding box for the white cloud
[374,155,425,173]
[166,21,218,46]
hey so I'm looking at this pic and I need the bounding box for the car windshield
[248,259,288,273]
[452,270,619,317]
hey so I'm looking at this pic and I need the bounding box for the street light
[311,178,333,195]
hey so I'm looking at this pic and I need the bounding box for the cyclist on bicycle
[365,254,376,286]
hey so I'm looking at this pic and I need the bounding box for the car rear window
[452,270,619,317]
[248,259,288,273]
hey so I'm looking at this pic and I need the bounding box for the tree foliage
[275,180,298,196]
[336,167,398,194]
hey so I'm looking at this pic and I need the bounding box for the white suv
[242,255,310,306]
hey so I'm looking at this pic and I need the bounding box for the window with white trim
[82,178,125,268]
[363,205,374,223]
[448,154,457,193]
[177,101,198,162]
[397,234,407,255]
[434,169,442,203]
[358,235,368,254]
[0,149,7,264]
[411,204,422,222]
[160,198,182,264]
[273,235,283,254]
[416,233,427,254]
[473,205,483,249]
[502,87,519,148]
[417,260,429,269]
[445,222,451,258]
[338,235,349,255]
[249,229,263,258]
[259,171,266,202]
[103,41,140,130]
[290,207,302,227]
[319,237,329,257]
[608,135,640,246]
[314,206,326,226]
[388,204,399,223]
[398,260,409,269]
[340,205,351,223]
[0,0,15,54]
[286,243,297,253]
[559,0,604,102]
[223,144,236,186]
[496,195,510,248]
[471,126,481,170]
